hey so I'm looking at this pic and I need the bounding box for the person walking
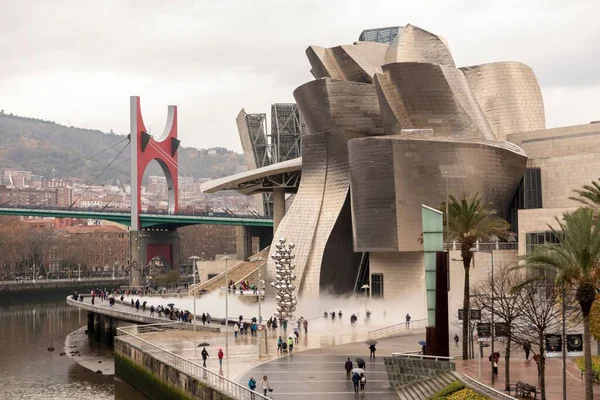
[523,340,531,360]
[207,313,211,324]
[294,329,299,344]
[201,313,207,325]
[150,305,155,316]
[287,336,294,353]
[217,349,224,367]
[303,318,308,334]
[234,323,239,339]
[248,376,257,399]
[405,313,411,329]
[135,299,140,312]
[359,373,367,393]
[261,375,272,396]
[351,371,360,393]
[369,343,376,359]
[201,347,209,368]
[344,358,353,379]
[454,334,460,349]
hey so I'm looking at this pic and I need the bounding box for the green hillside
[0,112,245,183]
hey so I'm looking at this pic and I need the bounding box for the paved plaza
[75,296,600,399]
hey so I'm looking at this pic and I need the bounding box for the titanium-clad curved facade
[460,62,546,141]
[259,23,542,297]
[266,78,382,295]
[349,135,527,252]
[375,63,496,139]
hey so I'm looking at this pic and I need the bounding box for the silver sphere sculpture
[271,238,298,320]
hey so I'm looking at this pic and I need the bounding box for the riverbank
[65,326,116,375]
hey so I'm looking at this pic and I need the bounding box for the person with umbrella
[344,357,353,379]
[356,357,366,370]
[293,328,299,344]
[368,341,377,359]
[419,340,427,355]
[351,369,362,393]
[201,347,209,368]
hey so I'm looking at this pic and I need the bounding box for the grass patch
[575,355,600,373]
[447,388,490,399]
[430,380,465,399]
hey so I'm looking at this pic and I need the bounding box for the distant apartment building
[42,178,73,188]
[0,186,72,207]
[0,169,32,188]
[49,225,129,272]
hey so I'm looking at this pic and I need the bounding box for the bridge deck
[0,207,273,228]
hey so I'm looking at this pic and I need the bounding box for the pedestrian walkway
[239,353,398,399]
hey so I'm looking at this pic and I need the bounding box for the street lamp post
[250,255,266,358]
[562,277,567,400]
[78,263,81,281]
[189,255,201,350]
[361,284,370,315]
[221,254,232,351]
[470,246,495,385]
[33,264,36,283]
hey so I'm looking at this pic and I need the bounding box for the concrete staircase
[397,371,462,400]
[188,248,268,295]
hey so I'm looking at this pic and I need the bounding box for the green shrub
[575,355,600,373]
[430,380,465,399]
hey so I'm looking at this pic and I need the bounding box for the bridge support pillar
[273,188,285,234]
[129,230,181,288]
[236,226,274,260]
[87,312,94,334]
[104,317,114,344]
[94,313,102,342]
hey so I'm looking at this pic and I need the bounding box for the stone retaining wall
[115,338,233,400]
[384,355,456,388]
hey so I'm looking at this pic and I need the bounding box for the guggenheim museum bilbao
[203,25,600,314]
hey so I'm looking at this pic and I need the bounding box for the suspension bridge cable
[101,179,131,211]
[70,156,130,192]
[56,136,130,178]
[68,142,130,209]
[146,140,196,179]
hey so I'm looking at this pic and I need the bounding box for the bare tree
[472,264,528,390]
[511,281,566,400]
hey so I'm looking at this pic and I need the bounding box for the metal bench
[506,381,539,399]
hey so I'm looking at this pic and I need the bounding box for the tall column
[87,312,94,334]
[236,226,253,260]
[272,188,285,234]
[104,317,114,344]
[94,314,102,342]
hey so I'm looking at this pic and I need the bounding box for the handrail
[391,352,454,361]
[0,277,127,285]
[368,318,427,339]
[116,325,270,400]
[462,374,517,399]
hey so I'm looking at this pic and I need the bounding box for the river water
[0,292,145,400]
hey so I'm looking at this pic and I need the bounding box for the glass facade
[525,231,559,279]
[507,167,543,230]
[371,273,384,298]
[358,27,401,44]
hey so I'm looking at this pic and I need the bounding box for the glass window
[524,168,543,209]
[371,273,384,298]
[525,231,559,280]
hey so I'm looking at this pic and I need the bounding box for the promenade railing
[368,318,427,340]
[116,324,270,400]
[0,277,127,285]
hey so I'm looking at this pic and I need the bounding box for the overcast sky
[1,0,599,152]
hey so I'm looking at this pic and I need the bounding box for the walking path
[450,340,600,400]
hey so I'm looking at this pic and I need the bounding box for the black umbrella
[197,342,210,347]
[167,303,175,307]
[365,339,377,346]
[355,357,365,365]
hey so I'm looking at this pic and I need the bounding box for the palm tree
[571,179,600,211]
[444,193,512,360]
[524,208,600,400]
